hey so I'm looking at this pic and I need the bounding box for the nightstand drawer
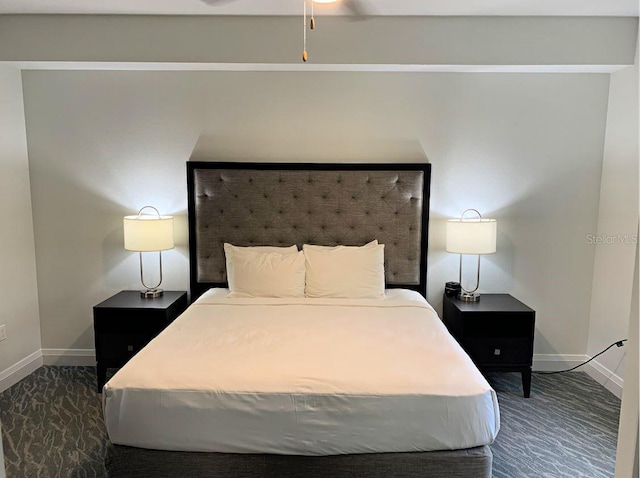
[464,337,531,366]
[97,333,151,361]
[464,313,534,338]
[94,310,169,334]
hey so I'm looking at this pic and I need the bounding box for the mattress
[103,289,500,455]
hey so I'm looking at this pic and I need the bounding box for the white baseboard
[0,350,43,393]
[0,349,95,392]
[533,353,623,399]
[533,353,590,372]
[584,360,624,399]
[0,350,626,399]
[41,348,95,366]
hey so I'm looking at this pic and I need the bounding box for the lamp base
[458,291,480,302]
[141,289,163,298]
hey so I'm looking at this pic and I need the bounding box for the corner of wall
[0,65,43,393]
[586,42,639,389]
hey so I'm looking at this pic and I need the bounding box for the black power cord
[534,339,628,375]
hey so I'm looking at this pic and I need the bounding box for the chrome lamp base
[458,291,480,302]
[138,250,165,299]
[457,251,482,302]
[141,289,163,298]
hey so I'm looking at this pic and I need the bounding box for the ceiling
[0,0,637,17]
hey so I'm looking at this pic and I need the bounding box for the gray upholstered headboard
[187,162,431,300]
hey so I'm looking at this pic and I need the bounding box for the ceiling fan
[199,0,373,61]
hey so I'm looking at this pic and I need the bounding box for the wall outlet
[0,324,6,341]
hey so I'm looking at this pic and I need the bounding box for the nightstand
[442,294,536,397]
[93,290,188,392]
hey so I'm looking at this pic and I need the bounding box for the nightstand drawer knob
[494,348,501,356]
[127,345,134,351]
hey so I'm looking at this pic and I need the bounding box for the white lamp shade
[446,219,497,255]
[123,215,175,252]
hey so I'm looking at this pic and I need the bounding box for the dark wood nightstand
[442,294,536,397]
[93,290,188,392]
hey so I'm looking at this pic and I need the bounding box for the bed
[104,162,499,477]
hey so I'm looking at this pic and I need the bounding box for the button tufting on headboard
[188,163,430,299]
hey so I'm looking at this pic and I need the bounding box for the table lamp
[124,206,174,298]
[446,209,497,302]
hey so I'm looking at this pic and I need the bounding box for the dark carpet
[0,367,621,477]
[486,372,620,478]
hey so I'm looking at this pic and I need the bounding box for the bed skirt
[105,443,493,478]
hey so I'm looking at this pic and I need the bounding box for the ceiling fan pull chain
[302,0,308,62]
[310,1,315,30]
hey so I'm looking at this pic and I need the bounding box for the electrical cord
[534,339,628,375]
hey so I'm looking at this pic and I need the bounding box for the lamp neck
[459,254,482,294]
[139,250,164,296]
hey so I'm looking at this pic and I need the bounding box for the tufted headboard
[187,162,431,300]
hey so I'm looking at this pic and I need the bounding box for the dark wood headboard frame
[187,162,431,301]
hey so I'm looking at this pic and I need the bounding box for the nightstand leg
[96,364,107,393]
[522,368,532,398]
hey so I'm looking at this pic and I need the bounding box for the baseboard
[41,348,96,366]
[0,350,626,398]
[584,360,624,399]
[533,353,623,398]
[532,353,590,372]
[0,350,43,393]
[0,349,95,392]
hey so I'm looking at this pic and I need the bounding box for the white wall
[0,66,42,390]
[0,15,635,67]
[586,48,639,396]
[614,238,638,478]
[22,70,608,362]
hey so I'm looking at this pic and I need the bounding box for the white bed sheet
[103,289,500,455]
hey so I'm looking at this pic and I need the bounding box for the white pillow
[303,242,385,299]
[225,249,306,298]
[303,240,378,252]
[223,243,298,255]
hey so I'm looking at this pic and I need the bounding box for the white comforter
[103,289,500,455]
